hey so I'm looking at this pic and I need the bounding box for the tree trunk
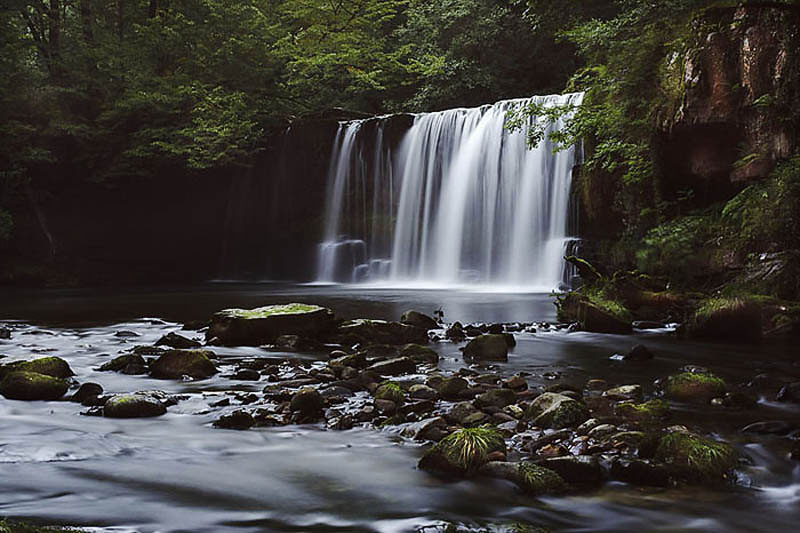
[81,0,94,42]
[148,0,159,18]
[117,0,125,41]
[48,0,61,66]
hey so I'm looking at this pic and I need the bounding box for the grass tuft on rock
[441,427,505,472]
[655,432,737,483]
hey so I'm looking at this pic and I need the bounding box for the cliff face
[664,5,798,186]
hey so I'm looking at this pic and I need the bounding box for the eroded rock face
[207,304,335,346]
[664,6,798,185]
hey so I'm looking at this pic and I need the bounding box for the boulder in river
[399,343,439,364]
[337,319,428,346]
[2,356,74,379]
[400,310,438,330]
[664,371,726,403]
[655,431,737,484]
[207,303,335,346]
[0,371,69,400]
[70,382,104,403]
[615,399,670,422]
[479,461,567,495]
[0,327,11,339]
[150,349,217,380]
[213,410,255,430]
[155,332,201,349]
[98,353,148,374]
[418,426,506,476]
[462,334,509,362]
[103,392,168,418]
[374,382,405,405]
[290,387,324,417]
[366,356,417,376]
[525,392,589,429]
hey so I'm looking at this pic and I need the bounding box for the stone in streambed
[474,388,517,409]
[462,334,508,362]
[655,431,737,483]
[374,382,405,405]
[150,349,217,379]
[479,461,566,495]
[155,332,201,349]
[535,455,604,484]
[213,410,255,430]
[367,356,416,376]
[603,384,643,402]
[98,353,148,374]
[419,427,506,476]
[625,344,655,361]
[525,392,589,429]
[70,382,104,403]
[0,327,11,339]
[664,372,726,403]
[0,371,69,400]
[2,356,74,379]
[103,393,167,418]
[400,310,438,331]
[207,303,335,346]
[337,319,428,346]
[399,344,438,364]
[290,387,324,417]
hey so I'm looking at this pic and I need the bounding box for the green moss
[223,303,323,319]
[656,432,737,482]
[0,371,69,401]
[615,399,670,422]
[426,426,506,474]
[374,382,405,404]
[665,372,726,402]
[5,357,74,379]
[517,462,568,495]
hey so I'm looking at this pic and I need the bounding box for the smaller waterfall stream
[317,93,583,290]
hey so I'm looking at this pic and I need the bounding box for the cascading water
[316,93,584,289]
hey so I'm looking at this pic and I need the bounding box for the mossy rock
[479,461,567,495]
[98,353,147,373]
[686,297,762,342]
[556,291,632,334]
[462,334,509,362]
[0,371,68,401]
[615,399,670,422]
[104,393,167,418]
[525,392,589,429]
[2,356,74,379]
[374,382,405,405]
[400,310,438,330]
[399,343,439,364]
[418,426,506,476]
[150,349,217,379]
[290,387,324,416]
[655,431,737,483]
[436,376,469,399]
[665,372,726,402]
[207,303,335,346]
[328,352,368,369]
[475,388,517,409]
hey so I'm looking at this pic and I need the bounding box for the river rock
[462,334,509,362]
[400,416,448,441]
[338,319,428,346]
[474,388,516,409]
[103,393,169,418]
[479,461,566,495]
[213,410,255,430]
[0,371,69,400]
[374,382,405,404]
[290,387,324,416]
[2,356,74,379]
[99,353,148,374]
[445,322,466,341]
[419,427,506,476]
[535,455,604,484]
[155,332,201,349]
[664,371,726,402]
[400,310,438,330]
[655,431,737,483]
[525,392,589,429]
[207,303,335,346]
[686,297,762,342]
[603,384,643,402]
[367,356,416,376]
[435,376,469,399]
[615,399,670,422]
[610,458,671,487]
[776,382,800,403]
[150,350,217,379]
[409,383,438,400]
[70,382,104,403]
[0,327,11,339]
[399,344,439,364]
[626,344,655,361]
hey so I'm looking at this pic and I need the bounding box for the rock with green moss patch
[665,372,726,402]
[479,461,567,495]
[374,382,405,405]
[475,388,517,409]
[615,399,670,422]
[104,393,167,418]
[435,376,469,399]
[655,431,738,483]
[525,392,589,429]
[556,292,632,334]
[2,356,74,379]
[603,384,642,402]
[686,297,762,342]
[150,349,217,379]
[98,353,148,374]
[418,426,506,476]
[207,303,335,346]
[462,334,509,362]
[0,371,69,400]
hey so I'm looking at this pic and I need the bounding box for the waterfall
[316,93,584,290]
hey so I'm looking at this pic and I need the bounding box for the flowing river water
[1,283,799,532]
